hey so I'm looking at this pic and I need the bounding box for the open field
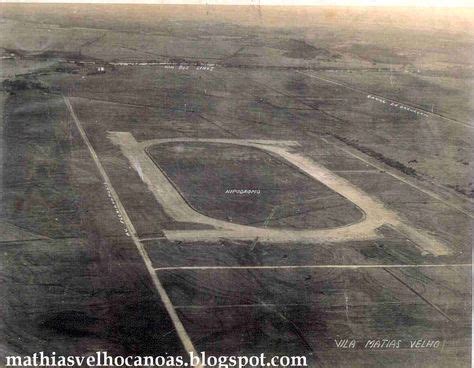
[0,4,472,368]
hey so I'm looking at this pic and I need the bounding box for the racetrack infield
[147,142,364,229]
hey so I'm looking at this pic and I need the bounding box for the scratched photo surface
[0,4,472,367]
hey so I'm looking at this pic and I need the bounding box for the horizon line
[1,0,474,8]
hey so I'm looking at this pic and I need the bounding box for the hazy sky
[1,0,473,6]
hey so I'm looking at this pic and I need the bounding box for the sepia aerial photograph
[0,1,472,367]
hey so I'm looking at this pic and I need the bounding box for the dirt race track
[105,130,450,256]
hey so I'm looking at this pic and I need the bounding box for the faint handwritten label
[334,339,442,349]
